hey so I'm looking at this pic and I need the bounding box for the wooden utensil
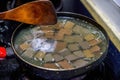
[0,0,57,25]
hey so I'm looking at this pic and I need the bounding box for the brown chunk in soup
[73,25,90,36]
[64,21,75,30]
[58,60,73,69]
[83,50,94,58]
[34,51,46,61]
[68,43,79,51]
[79,41,90,50]
[43,63,58,69]
[19,42,30,51]
[73,59,88,68]
[73,50,85,58]
[65,54,79,61]
[55,42,67,52]
[58,48,71,57]
[84,33,95,41]
[44,54,54,62]
[89,39,102,46]
[21,48,35,58]
[64,35,83,43]
[53,54,64,62]
[43,30,54,39]
[89,45,100,53]
[54,30,64,40]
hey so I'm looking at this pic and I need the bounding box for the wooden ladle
[0,0,57,25]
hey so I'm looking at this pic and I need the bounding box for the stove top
[0,0,115,80]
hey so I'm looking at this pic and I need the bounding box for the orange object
[0,0,57,25]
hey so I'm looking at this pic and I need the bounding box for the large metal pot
[11,12,109,80]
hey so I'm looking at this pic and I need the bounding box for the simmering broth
[14,17,107,70]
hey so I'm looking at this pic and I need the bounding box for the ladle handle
[0,0,57,25]
[0,12,6,19]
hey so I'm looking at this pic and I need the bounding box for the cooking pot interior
[11,12,109,79]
